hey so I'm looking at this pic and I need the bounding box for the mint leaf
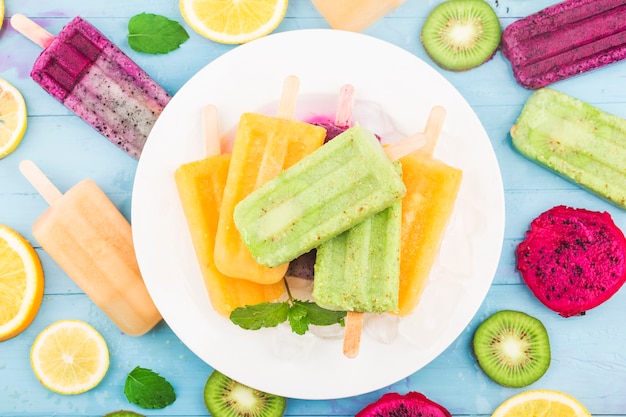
[230,299,346,335]
[229,279,347,335]
[288,302,310,335]
[128,13,189,54]
[124,366,176,409]
[230,302,290,330]
[294,300,346,327]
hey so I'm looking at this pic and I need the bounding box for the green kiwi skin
[102,411,145,417]
[472,310,551,388]
[204,370,287,417]
[421,0,502,71]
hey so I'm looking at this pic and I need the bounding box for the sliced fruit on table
[491,390,592,417]
[0,77,28,159]
[516,205,626,317]
[103,411,145,417]
[180,0,288,44]
[355,391,452,417]
[204,370,286,417]
[30,320,109,394]
[473,310,550,388]
[421,0,501,71]
[0,224,44,342]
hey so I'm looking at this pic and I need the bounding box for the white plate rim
[132,28,505,400]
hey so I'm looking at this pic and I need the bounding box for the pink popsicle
[11,15,171,158]
[502,0,626,89]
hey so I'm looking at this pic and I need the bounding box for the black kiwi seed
[421,0,502,71]
[204,370,287,417]
[472,310,550,388]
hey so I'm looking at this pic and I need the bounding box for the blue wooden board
[2,0,626,415]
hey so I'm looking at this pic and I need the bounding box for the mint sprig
[124,366,176,409]
[128,13,189,54]
[230,280,346,335]
[230,302,290,330]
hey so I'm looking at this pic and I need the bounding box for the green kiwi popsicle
[511,88,626,209]
[233,125,411,268]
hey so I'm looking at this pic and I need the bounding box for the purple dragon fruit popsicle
[502,0,626,89]
[11,14,171,158]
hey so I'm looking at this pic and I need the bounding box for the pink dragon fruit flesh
[355,392,452,417]
[516,205,626,317]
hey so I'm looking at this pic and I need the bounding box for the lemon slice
[0,224,44,342]
[180,0,288,44]
[31,320,110,394]
[491,390,592,417]
[0,1,4,30]
[0,77,28,159]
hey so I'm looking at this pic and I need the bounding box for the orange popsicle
[214,76,326,284]
[397,106,463,316]
[174,106,285,317]
[20,160,161,336]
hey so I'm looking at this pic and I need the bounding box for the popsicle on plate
[234,125,425,269]
[501,0,626,89]
[214,76,326,284]
[11,15,171,158]
[312,0,406,32]
[397,106,462,316]
[286,84,356,279]
[312,107,454,357]
[20,160,161,336]
[174,105,285,317]
[511,88,626,209]
[313,162,402,357]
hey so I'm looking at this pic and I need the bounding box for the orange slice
[31,320,110,394]
[180,0,288,44]
[0,224,44,341]
[491,390,592,417]
[0,77,28,158]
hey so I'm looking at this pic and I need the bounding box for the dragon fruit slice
[516,205,626,317]
[355,392,452,417]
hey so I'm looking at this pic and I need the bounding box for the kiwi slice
[472,310,550,388]
[421,0,501,71]
[204,370,286,417]
[102,411,144,417]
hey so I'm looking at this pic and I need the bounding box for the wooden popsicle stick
[384,132,427,162]
[383,105,446,161]
[334,84,355,127]
[276,75,300,120]
[343,311,364,358]
[422,105,447,157]
[202,104,222,158]
[331,84,365,359]
[19,160,63,205]
[10,14,55,49]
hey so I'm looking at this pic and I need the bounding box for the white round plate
[132,29,504,400]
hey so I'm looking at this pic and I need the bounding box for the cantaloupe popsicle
[214,76,326,284]
[174,106,285,317]
[397,106,463,316]
[312,0,406,32]
[20,160,161,336]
